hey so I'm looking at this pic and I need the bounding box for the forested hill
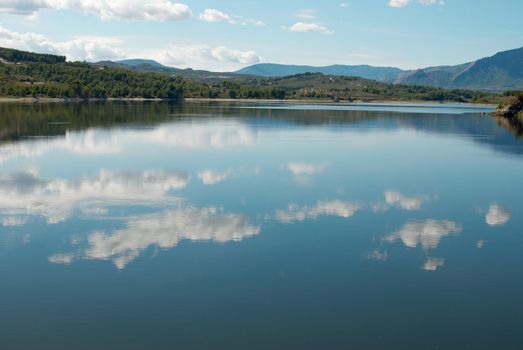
[208,73,497,103]
[0,48,186,99]
[0,47,501,103]
[0,47,66,64]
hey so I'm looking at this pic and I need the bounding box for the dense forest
[0,47,502,103]
[0,61,186,99]
[206,73,497,103]
[0,47,66,64]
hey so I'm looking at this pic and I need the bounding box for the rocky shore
[494,95,523,136]
[495,95,523,118]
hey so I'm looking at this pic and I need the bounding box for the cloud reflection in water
[50,207,261,269]
[276,200,361,224]
[485,204,511,226]
[0,122,257,165]
[0,170,188,223]
[385,220,462,250]
[286,162,328,176]
[373,190,426,212]
[422,257,445,271]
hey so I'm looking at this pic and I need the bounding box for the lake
[0,101,522,349]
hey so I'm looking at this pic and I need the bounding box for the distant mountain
[396,47,523,92]
[116,59,166,68]
[94,60,249,82]
[237,47,523,92]
[0,46,499,103]
[236,63,404,82]
[96,46,523,92]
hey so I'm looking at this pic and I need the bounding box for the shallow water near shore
[1,101,522,350]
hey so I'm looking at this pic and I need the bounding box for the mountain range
[95,59,244,81]
[94,46,523,92]
[235,63,404,83]
[236,47,523,92]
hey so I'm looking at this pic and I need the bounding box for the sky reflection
[0,102,521,273]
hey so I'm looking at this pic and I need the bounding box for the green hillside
[0,47,500,103]
[0,48,185,99]
[94,59,247,82]
[205,73,497,103]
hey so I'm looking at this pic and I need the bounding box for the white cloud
[286,162,328,176]
[156,44,262,69]
[385,220,461,250]
[240,18,265,27]
[51,207,260,269]
[422,257,444,271]
[276,200,360,224]
[56,37,126,61]
[199,8,231,22]
[0,170,188,224]
[0,0,193,21]
[339,3,350,7]
[0,26,124,61]
[0,24,261,69]
[296,9,316,19]
[419,0,445,4]
[198,169,231,186]
[485,204,511,226]
[388,0,411,7]
[211,46,261,64]
[284,22,334,35]
[388,0,444,8]
[199,8,264,26]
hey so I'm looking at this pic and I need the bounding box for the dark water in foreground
[0,101,522,350]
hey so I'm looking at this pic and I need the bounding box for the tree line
[0,61,185,99]
[0,47,501,103]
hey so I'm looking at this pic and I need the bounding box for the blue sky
[0,0,522,71]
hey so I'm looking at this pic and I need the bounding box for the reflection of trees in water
[1,101,522,155]
[494,115,523,138]
[0,102,178,142]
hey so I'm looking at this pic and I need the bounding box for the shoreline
[184,97,495,107]
[0,96,495,106]
[0,97,168,103]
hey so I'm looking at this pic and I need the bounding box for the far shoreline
[0,96,496,107]
[184,97,496,107]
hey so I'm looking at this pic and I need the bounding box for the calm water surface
[0,101,522,349]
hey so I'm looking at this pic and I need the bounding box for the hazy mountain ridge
[94,59,250,82]
[237,47,523,92]
[235,63,403,82]
[0,46,507,103]
[96,46,523,91]
[396,47,523,91]
[116,59,166,68]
